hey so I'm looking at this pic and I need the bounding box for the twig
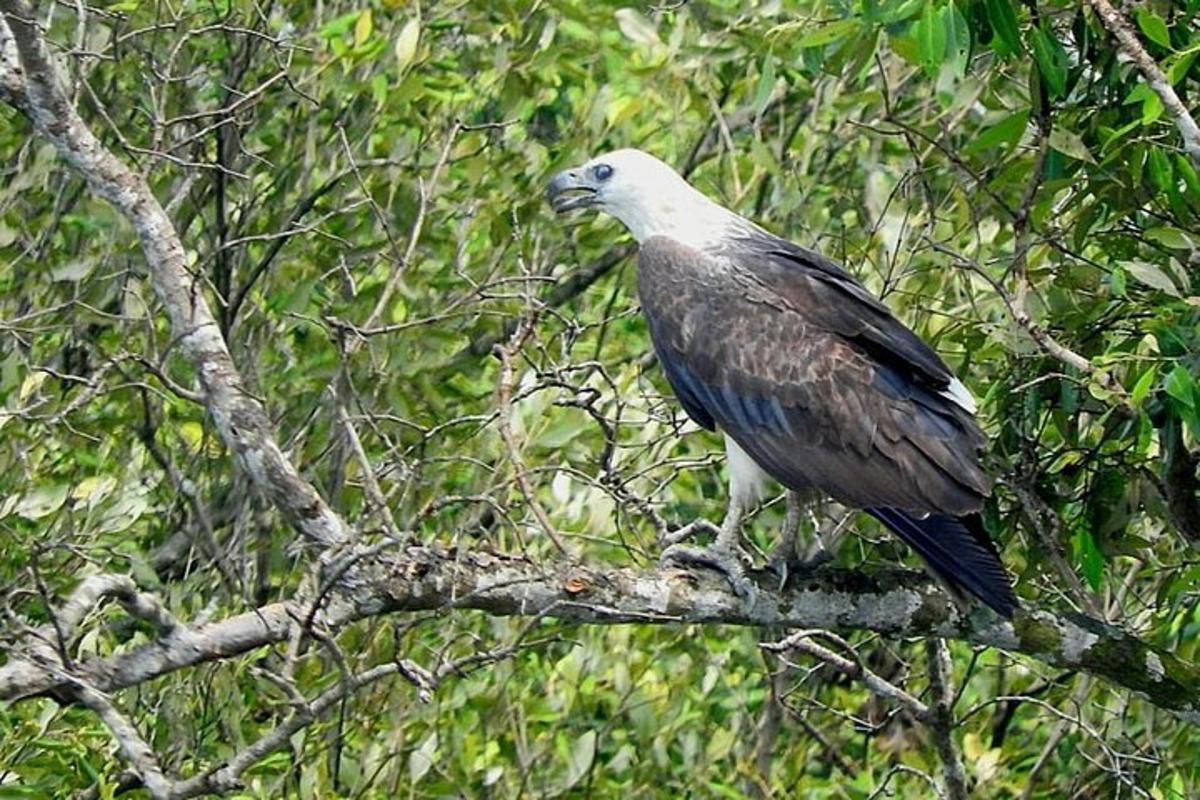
[925,639,969,800]
[764,630,930,717]
[494,318,569,556]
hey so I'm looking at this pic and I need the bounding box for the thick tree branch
[0,0,347,550]
[3,546,1198,723]
[1086,0,1200,166]
[72,682,172,799]
[0,12,27,113]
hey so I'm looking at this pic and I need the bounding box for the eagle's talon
[659,542,756,599]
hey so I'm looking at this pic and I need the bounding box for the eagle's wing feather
[637,235,989,515]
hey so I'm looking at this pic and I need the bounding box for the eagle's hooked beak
[546,168,600,213]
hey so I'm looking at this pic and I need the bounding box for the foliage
[2,0,1199,796]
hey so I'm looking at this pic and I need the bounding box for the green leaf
[1141,90,1164,125]
[1167,51,1198,84]
[754,56,776,115]
[1073,527,1104,591]
[1030,25,1068,99]
[1147,147,1174,191]
[1048,127,1094,163]
[1110,264,1127,296]
[964,110,1029,154]
[915,1,947,77]
[1130,365,1158,406]
[1176,154,1200,202]
[1124,259,1182,296]
[1135,9,1171,50]
[1165,364,1196,409]
[984,0,1022,56]
[1145,227,1196,251]
[318,11,361,40]
[795,18,860,48]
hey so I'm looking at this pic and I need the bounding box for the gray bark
[3,546,1198,724]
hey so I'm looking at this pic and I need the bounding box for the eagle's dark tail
[866,508,1017,618]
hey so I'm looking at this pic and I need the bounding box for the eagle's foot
[659,542,756,598]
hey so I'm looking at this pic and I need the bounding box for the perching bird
[546,148,1016,618]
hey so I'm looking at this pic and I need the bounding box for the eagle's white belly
[724,433,772,508]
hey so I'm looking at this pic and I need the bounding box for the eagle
[546,148,1016,618]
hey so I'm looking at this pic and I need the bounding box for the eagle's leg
[659,494,753,597]
[658,435,762,597]
[767,491,804,588]
[769,496,847,588]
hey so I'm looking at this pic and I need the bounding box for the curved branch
[3,546,1197,723]
[0,0,347,549]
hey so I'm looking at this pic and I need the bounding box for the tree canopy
[2,0,1200,797]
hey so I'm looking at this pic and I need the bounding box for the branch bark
[0,9,27,113]
[925,638,969,800]
[3,546,1198,724]
[1086,0,1200,167]
[0,0,348,550]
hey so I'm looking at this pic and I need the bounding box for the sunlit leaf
[13,484,69,521]
[394,17,420,73]
[1135,9,1171,50]
[794,18,860,47]
[409,732,438,782]
[1048,127,1094,163]
[354,8,373,46]
[1124,260,1182,296]
[614,8,662,49]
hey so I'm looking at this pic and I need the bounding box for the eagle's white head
[547,148,742,250]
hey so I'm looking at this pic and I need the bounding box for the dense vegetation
[2,0,1199,796]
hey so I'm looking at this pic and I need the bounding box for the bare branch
[72,682,172,799]
[0,11,27,113]
[56,574,180,642]
[764,629,929,717]
[925,639,969,800]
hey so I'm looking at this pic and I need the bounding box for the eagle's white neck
[605,181,745,252]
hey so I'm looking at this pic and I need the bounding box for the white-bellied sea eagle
[546,148,1016,618]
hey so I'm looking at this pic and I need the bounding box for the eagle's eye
[592,163,613,181]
